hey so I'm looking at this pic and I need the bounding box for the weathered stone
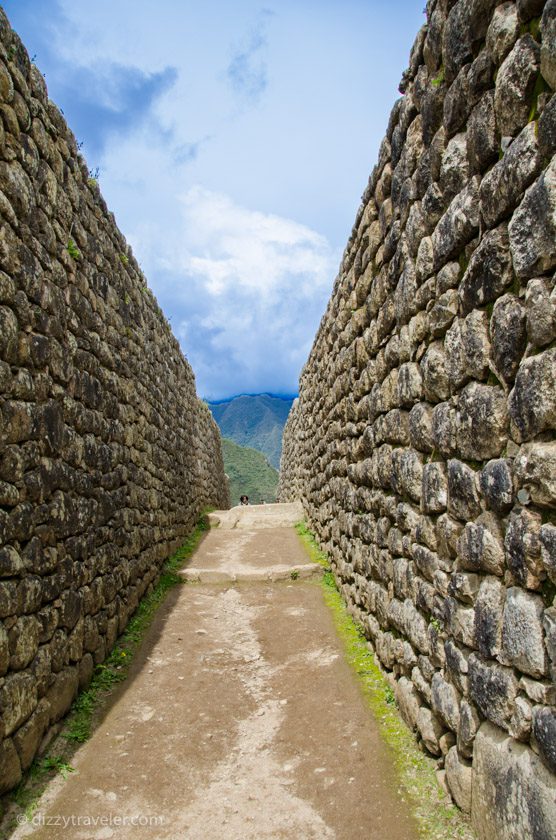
[469,654,518,728]
[472,722,556,840]
[540,0,556,90]
[422,462,448,513]
[429,289,459,337]
[409,402,435,453]
[532,705,556,775]
[504,508,543,589]
[447,459,482,522]
[442,0,497,83]
[538,92,556,163]
[45,666,78,723]
[515,441,556,507]
[480,123,542,228]
[445,310,491,387]
[489,294,527,385]
[8,615,40,670]
[467,91,499,174]
[457,513,505,575]
[417,706,445,755]
[445,746,472,813]
[421,342,450,401]
[540,524,556,583]
[432,177,480,269]
[395,676,421,730]
[0,671,37,736]
[544,607,556,680]
[474,576,505,658]
[444,596,476,647]
[459,226,513,313]
[509,349,556,441]
[431,671,461,732]
[448,571,481,606]
[458,699,481,758]
[501,587,547,677]
[457,382,509,460]
[525,277,556,348]
[508,157,556,279]
[0,737,21,794]
[509,695,533,742]
[0,545,24,576]
[486,2,520,65]
[480,459,514,515]
[12,697,50,770]
[494,35,540,137]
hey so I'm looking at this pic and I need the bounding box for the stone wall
[0,7,229,793]
[280,1,556,836]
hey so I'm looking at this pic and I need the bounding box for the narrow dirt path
[11,505,418,840]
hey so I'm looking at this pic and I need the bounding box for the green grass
[222,437,279,505]
[296,522,474,840]
[66,238,81,260]
[2,517,210,831]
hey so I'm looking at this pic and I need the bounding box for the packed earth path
[10,504,420,840]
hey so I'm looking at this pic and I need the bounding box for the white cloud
[135,186,339,398]
[172,186,332,296]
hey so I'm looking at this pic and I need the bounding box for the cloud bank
[138,187,338,398]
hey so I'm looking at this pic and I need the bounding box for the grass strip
[295,521,474,840]
[3,516,210,830]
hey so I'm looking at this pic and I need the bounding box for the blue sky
[4,0,425,399]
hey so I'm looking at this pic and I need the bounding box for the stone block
[447,459,482,522]
[469,654,518,729]
[480,123,542,228]
[431,671,461,732]
[12,697,50,770]
[0,671,37,737]
[472,721,556,840]
[45,666,79,723]
[525,277,556,349]
[0,737,22,794]
[532,705,556,774]
[474,576,505,658]
[417,706,445,755]
[494,35,540,137]
[445,746,472,813]
[457,514,505,576]
[540,0,556,90]
[489,294,527,386]
[422,462,448,513]
[458,699,481,758]
[501,588,547,678]
[508,157,556,279]
[486,2,520,64]
[509,349,556,441]
[395,676,421,730]
[457,382,509,460]
[480,459,514,515]
[514,441,556,508]
[504,508,543,589]
[432,177,480,269]
[460,226,514,314]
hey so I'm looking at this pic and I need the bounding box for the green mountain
[208,394,294,469]
[222,438,279,506]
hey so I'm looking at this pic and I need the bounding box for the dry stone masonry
[280,1,556,836]
[0,7,229,794]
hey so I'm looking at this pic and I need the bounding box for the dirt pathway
[11,505,418,840]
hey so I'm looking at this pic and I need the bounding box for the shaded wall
[280,1,556,836]
[0,7,229,793]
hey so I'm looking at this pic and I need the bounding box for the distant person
[240,495,249,505]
